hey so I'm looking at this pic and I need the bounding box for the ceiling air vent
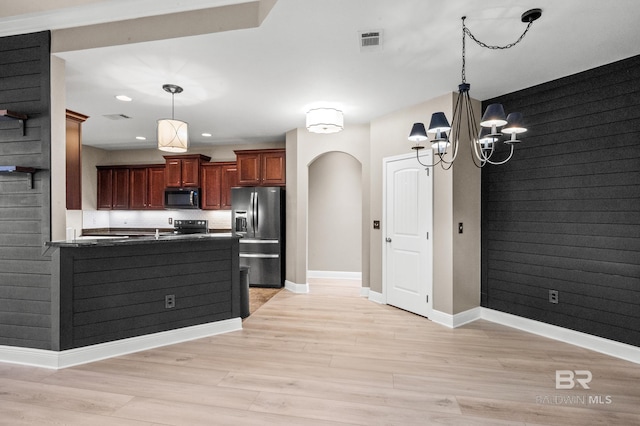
[103,113,132,120]
[359,30,383,52]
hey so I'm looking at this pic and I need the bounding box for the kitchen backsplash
[83,210,232,231]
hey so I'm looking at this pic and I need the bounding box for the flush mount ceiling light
[409,8,541,169]
[306,108,344,134]
[157,84,189,153]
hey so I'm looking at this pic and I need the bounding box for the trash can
[239,266,250,318]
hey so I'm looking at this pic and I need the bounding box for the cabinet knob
[385,237,392,243]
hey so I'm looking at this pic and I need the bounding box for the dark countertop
[82,228,232,237]
[46,232,236,248]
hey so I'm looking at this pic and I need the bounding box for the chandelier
[409,9,542,169]
[157,84,189,153]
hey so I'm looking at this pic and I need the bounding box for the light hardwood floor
[1,278,639,425]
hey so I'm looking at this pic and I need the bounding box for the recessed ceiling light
[202,133,212,137]
[135,136,146,140]
[116,95,132,102]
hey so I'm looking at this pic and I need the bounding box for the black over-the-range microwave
[164,187,201,209]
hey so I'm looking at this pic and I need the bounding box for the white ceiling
[2,0,640,150]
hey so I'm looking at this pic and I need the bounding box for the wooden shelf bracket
[0,109,28,136]
[0,166,37,189]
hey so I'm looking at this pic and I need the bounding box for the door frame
[382,150,433,315]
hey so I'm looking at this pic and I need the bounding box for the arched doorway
[308,151,362,280]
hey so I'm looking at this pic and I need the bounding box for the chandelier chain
[461,16,535,83]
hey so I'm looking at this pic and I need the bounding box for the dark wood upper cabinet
[235,149,285,187]
[128,167,148,210]
[98,165,164,210]
[201,163,222,210]
[129,166,165,210]
[201,161,237,210]
[111,168,130,209]
[220,162,238,209]
[147,166,166,209]
[97,168,113,210]
[97,166,129,210]
[66,110,89,210]
[163,154,211,188]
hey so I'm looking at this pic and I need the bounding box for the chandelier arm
[483,144,515,165]
[446,90,467,165]
[413,147,442,169]
[462,91,487,168]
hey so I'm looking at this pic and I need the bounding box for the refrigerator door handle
[249,191,255,233]
[254,191,259,232]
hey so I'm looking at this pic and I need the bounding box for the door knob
[385,237,392,242]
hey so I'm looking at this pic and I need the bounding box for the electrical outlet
[165,294,175,309]
[168,217,173,225]
[549,290,559,304]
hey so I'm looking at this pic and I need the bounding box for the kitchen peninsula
[46,233,240,352]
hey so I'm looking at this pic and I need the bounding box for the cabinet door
[261,150,286,186]
[236,153,261,186]
[164,159,182,187]
[201,164,222,210]
[97,168,113,210]
[129,168,148,209]
[112,168,130,209]
[147,167,166,209]
[181,158,201,187]
[221,163,238,209]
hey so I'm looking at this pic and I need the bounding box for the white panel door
[383,152,432,317]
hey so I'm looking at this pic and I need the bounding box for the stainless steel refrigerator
[231,186,285,287]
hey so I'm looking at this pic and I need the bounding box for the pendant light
[157,84,189,153]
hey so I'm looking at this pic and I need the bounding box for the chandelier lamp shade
[158,84,189,153]
[408,9,541,169]
[306,107,344,134]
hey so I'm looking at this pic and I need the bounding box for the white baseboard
[360,287,370,298]
[0,318,242,370]
[481,308,640,365]
[368,290,384,304]
[430,307,482,328]
[307,270,362,280]
[284,280,309,294]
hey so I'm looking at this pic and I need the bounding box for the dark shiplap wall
[481,55,640,347]
[58,239,239,350]
[0,32,52,349]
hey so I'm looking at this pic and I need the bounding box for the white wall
[308,151,362,273]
